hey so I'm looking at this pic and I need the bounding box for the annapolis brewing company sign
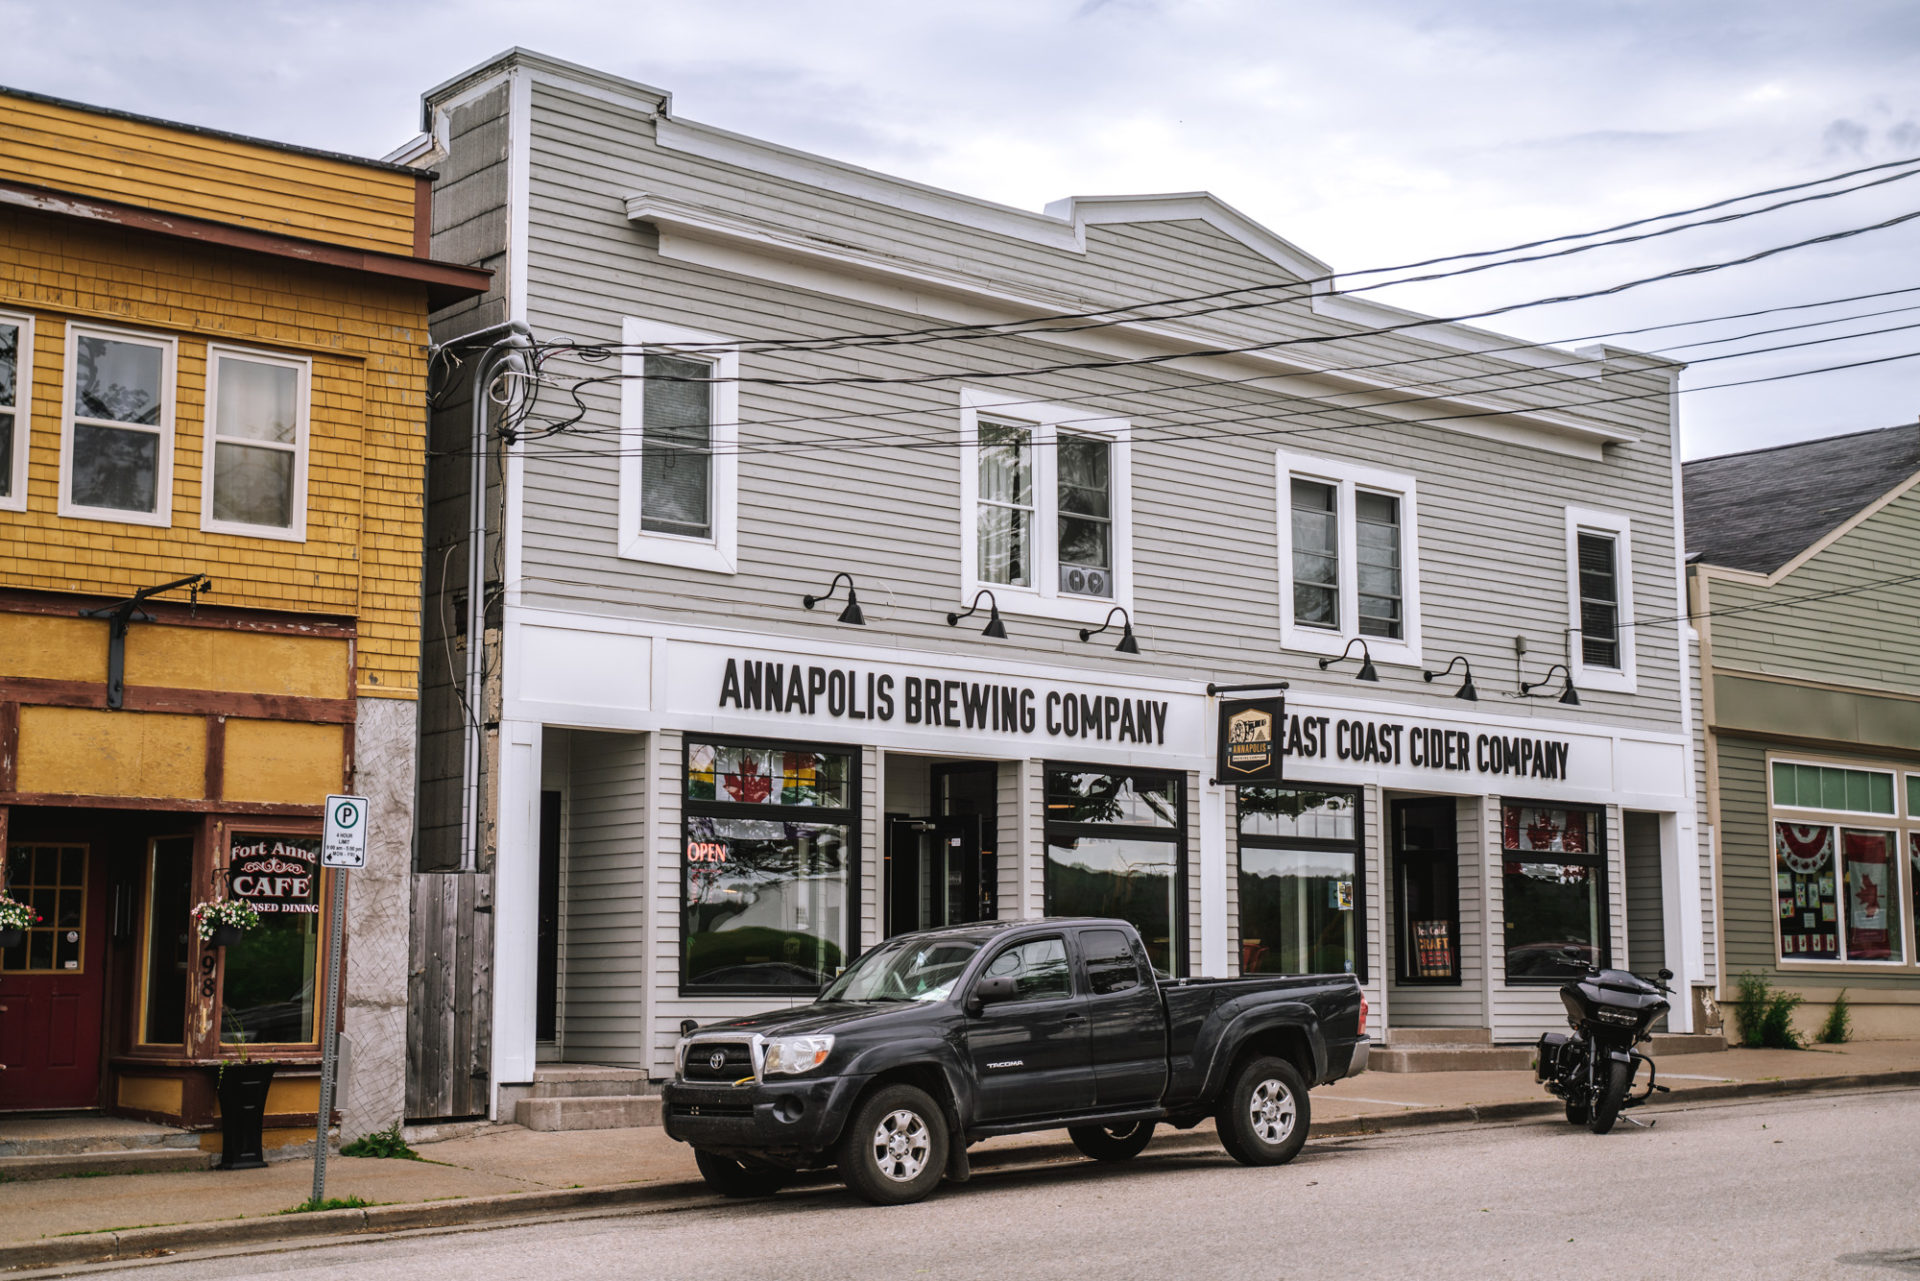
[1219,697,1285,784]
[706,652,1581,782]
[227,835,321,914]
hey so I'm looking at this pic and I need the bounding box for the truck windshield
[821,937,983,1003]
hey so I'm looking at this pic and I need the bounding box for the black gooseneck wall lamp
[1318,637,1379,682]
[1520,663,1581,706]
[947,589,1009,639]
[1422,655,1478,702]
[1079,606,1140,654]
[802,572,866,626]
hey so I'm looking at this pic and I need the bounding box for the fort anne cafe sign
[694,650,1585,783]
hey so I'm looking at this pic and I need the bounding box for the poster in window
[1774,824,1838,959]
[1412,920,1454,979]
[1503,807,1591,853]
[226,835,320,915]
[1842,830,1894,961]
[1217,697,1285,785]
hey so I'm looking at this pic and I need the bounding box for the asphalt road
[89,1089,1920,1281]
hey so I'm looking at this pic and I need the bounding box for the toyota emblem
[708,1050,728,1072]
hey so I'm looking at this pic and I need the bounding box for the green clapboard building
[1687,423,1920,1040]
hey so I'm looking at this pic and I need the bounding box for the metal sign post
[314,795,368,1205]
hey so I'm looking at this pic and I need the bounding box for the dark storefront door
[1,842,108,1109]
[885,815,985,937]
[1393,799,1462,985]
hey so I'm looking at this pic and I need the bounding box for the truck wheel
[1587,1057,1634,1135]
[1069,1121,1155,1162]
[1217,1056,1310,1167]
[693,1150,788,1198]
[837,1083,949,1206]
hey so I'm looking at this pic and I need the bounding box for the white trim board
[0,309,35,512]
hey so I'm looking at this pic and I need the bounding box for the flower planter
[0,927,22,950]
[214,1063,277,1171]
[209,922,245,949]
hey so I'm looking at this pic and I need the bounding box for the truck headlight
[762,1035,834,1075]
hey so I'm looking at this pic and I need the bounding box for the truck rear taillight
[1358,995,1369,1038]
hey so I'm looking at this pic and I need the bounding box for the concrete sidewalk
[3,1038,1916,1270]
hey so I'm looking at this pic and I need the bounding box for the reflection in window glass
[141,837,193,1044]
[978,420,1033,587]
[1081,927,1145,994]
[0,321,16,498]
[1046,836,1176,975]
[210,356,300,529]
[1056,433,1112,598]
[1045,771,1179,827]
[1239,788,1356,841]
[1503,861,1601,979]
[1356,490,1401,640]
[1290,478,1338,629]
[684,815,848,990]
[1240,847,1356,975]
[70,334,166,514]
[221,834,321,1044]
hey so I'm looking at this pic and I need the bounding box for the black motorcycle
[1535,952,1675,1134]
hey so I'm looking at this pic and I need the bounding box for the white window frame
[958,386,1133,627]
[0,309,33,513]
[1565,506,1637,694]
[58,322,177,528]
[617,318,739,575]
[197,344,312,542]
[1767,756,1899,818]
[1274,449,1422,667]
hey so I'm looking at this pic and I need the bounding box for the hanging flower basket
[0,894,36,950]
[191,897,260,947]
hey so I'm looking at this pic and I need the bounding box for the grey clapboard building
[391,49,1711,1123]
[1686,424,1920,1042]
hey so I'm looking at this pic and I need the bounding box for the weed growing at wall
[1816,989,1852,1044]
[1734,972,1805,1049]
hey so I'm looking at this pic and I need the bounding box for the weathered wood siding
[406,871,493,1118]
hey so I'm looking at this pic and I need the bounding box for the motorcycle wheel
[1564,1098,1590,1125]
[1587,1057,1634,1135]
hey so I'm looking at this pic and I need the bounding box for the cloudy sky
[5,0,1917,458]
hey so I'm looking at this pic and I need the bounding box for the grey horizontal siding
[561,730,648,1066]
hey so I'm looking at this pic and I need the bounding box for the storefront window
[220,833,321,1045]
[140,837,193,1045]
[1240,787,1361,979]
[1502,804,1607,982]
[683,739,856,993]
[1044,766,1184,975]
[2,844,86,973]
[1774,822,1905,964]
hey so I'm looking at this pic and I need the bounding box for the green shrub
[281,1195,370,1215]
[340,1125,419,1161]
[1817,989,1852,1044]
[1734,972,1805,1049]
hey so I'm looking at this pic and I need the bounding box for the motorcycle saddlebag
[1535,1032,1573,1083]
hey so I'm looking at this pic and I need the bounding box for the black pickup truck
[663,917,1368,1204]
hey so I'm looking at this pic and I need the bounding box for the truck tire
[1216,1056,1310,1167]
[1069,1121,1155,1162]
[693,1150,788,1198]
[837,1083,949,1206]
[1587,1057,1634,1135]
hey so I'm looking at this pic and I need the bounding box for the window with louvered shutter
[1577,531,1619,668]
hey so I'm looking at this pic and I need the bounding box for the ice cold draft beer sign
[227,835,321,914]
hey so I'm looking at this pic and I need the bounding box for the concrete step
[514,1095,663,1132]
[1385,1027,1493,1046]
[528,1066,659,1099]
[0,1117,201,1159]
[1648,1033,1729,1057]
[0,1148,213,1182]
[1371,1044,1537,1073]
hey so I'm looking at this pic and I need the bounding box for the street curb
[6,1069,1917,1272]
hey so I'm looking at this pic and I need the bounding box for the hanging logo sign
[1217,697,1285,784]
[228,834,321,914]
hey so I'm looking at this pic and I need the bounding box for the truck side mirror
[966,975,1019,1015]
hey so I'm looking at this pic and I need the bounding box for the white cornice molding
[1045,193,1334,288]
[627,192,1637,457]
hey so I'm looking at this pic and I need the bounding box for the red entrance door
[1,843,107,1110]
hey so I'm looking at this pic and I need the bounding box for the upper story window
[59,324,176,527]
[0,311,30,512]
[960,389,1132,626]
[1275,450,1421,665]
[618,319,739,575]
[200,346,310,541]
[1564,507,1636,693]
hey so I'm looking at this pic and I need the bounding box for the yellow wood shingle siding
[0,93,419,256]
[0,210,426,698]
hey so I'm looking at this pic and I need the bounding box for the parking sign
[322,794,368,868]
